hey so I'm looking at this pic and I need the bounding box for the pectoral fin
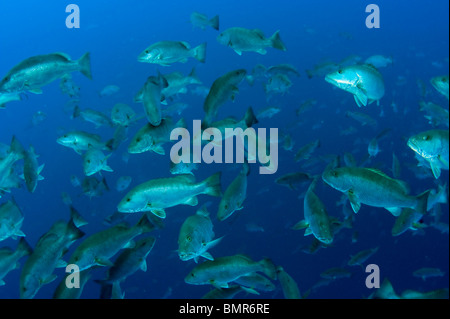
[430,159,441,179]
[150,208,166,219]
[354,89,368,107]
[348,190,361,213]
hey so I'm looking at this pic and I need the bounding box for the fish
[95,236,156,284]
[128,117,186,155]
[53,269,92,299]
[217,163,249,221]
[82,149,113,176]
[419,101,449,128]
[20,218,85,299]
[292,179,334,244]
[137,41,206,66]
[0,136,25,193]
[0,238,32,286]
[185,254,277,288]
[81,176,109,198]
[233,273,276,292]
[59,74,80,98]
[203,69,247,126]
[275,172,311,190]
[110,103,140,127]
[264,73,292,98]
[217,27,286,55]
[364,55,393,68]
[134,73,169,126]
[68,215,156,272]
[0,198,25,242]
[57,131,113,155]
[0,91,23,108]
[190,12,219,31]
[256,105,281,119]
[115,176,132,192]
[98,84,120,97]
[73,106,114,128]
[178,205,222,262]
[276,266,301,299]
[160,67,202,104]
[294,139,320,162]
[347,247,379,267]
[430,75,449,100]
[265,63,300,78]
[391,208,425,237]
[346,111,378,127]
[170,158,199,176]
[202,285,259,299]
[0,52,92,94]
[320,267,352,280]
[322,166,430,216]
[413,267,445,281]
[407,129,449,179]
[22,145,45,193]
[117,172,222,219]
[325,64,385,107]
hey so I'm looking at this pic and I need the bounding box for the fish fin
[56,259,68,268]
[0,280,5,286]
[304,227,313,236]
[196,204,210,217]
[140,260,147,272]
[201,252,214,261]
[152,144,165,155]
[347,190,361,213]
[205,236,223,250]
[28,88,43,94]
[193,42,207,63]
[202,172,222,197]
[385,207,402,217]
[292,219,308,230]
[240,286,260,295]
[102,164,114,173]
[438,155,449,168]
[13,229,26,238]
[244,106,258,128]
[41,274,58,285]
[184,196,198,206]
[95,258,114,267]
[233,49,243,56]
[270,30,286,51]
[150,208,166,219]
[260,258,277,280]
[123,240,135,249]
[78,52,93,80]
[415,190,430,216]
[256,49,267,55]
[353,93,365,107]
[430,159,441,179]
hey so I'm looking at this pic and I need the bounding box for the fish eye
[338,69,343,74]
[86,160,91,163]
[136,137,141,142]
[186,235,192,242]
[331,170,338,177]
[126,198,131,202]
[422,135,430,141]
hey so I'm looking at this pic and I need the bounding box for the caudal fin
[203,172,222,197]
[78,52,93,80]
[193,43,207,63]
[244,106,258,128]
[270,30,287,51]
[209,15,219,31]
[260,258,277,280]
[415,190,430,216]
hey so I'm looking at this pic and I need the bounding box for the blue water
[0,0,448,299]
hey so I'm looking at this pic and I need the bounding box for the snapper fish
[190,12,219,31]
[217,27,286,55]
[0,52,92,94]
[137,41,206,66]
[117,172,222,219]
[322,166,430,217]
[325,64,385,107]
[431,75,449,100]
[134,73,168,127]
[178,205,223,263]
[407,129,449,179]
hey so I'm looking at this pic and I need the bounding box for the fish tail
[17,237,33,257]
[66,218,86,241]
[209,15,219,31]
[415,190,430,215]
[193,42,207,63]
[270,30,286,51]
[136,214,157,234]
[78,52,93,80]
[202,172,222,197]
[259,258,277,280]
[244,106,258,128]
[10,135,25,158]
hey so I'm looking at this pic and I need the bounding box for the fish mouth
[407,139,420,154]
[324,74,336,84]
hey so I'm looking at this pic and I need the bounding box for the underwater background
[0,0,448,299]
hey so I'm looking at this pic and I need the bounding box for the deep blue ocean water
[0,0,448,299]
